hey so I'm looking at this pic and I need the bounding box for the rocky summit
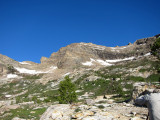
[0,34,160,120]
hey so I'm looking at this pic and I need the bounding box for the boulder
[40,104,74,120]
[12,117,26,120]
[85,99,95,106]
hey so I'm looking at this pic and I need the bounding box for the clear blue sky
[0,0,160,63]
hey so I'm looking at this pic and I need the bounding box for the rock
[78,105,91,110]
[83,110,94,116]
[128,42,132,45]
[130,117,143,120]
[155,34,160,38]
[85,99,95,106]
[72,110,94,119]
[40,104,74,120]
[85,76,100,81]
[82,116,97,120]
[131,83,159,103]
[5,94,12,98]
[95,96,104,102]
[153,89,160,93]
[18,101,34,106]
[72,112,84,119]
[130,111,137,116]
[5,105,20,110]
[51,110,63,119]
[12,117,26,120]
[30,111,36,114]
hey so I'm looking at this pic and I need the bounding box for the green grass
[139,68,149,72]
[126,76,145,82]
[15,83,58,104]
[147,74,160,83]
[0,81,25,100]
[1,106,46,120]
[74,74,90,85]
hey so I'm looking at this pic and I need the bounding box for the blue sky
[0,0,160,63]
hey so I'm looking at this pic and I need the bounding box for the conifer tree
[58,76,77,104]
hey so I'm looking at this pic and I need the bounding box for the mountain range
[0,35,158,84]
[0,34,160,120]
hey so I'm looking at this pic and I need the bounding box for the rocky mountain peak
[39,36,156,70]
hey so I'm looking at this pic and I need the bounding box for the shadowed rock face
[40,36,156,69]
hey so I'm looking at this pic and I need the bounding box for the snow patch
[82,58,112,66]
[96,59,112,66]
[45,66,57,73]
[7,74,18,78]
[63,72,70,77]
[105,57,135,63]
[82,56,136,66]
[19,62,31,65]
[144,53,151,56]
[5,95,12,98]
[110,46,129,50]
[82,58,95,66]
[50,66,57,69]
[15,67,43,74]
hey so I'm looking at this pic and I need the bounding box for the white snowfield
[15,67,44,74]
[105,56,135,63]
[82,53,151,66]
[15,66,58,74]
[82,58,112,66]
[7,74,18,78]
[19,62,31,65]
[82,58,95,66]
[96,59,113,66]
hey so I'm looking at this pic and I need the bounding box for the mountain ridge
[0,35,158,84]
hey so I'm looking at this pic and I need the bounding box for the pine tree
[58,76,77,104]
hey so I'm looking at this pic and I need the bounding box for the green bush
[58,76,77,104]
[97,105,105,109]
[3,106,46,120]
[74,108,81,112]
